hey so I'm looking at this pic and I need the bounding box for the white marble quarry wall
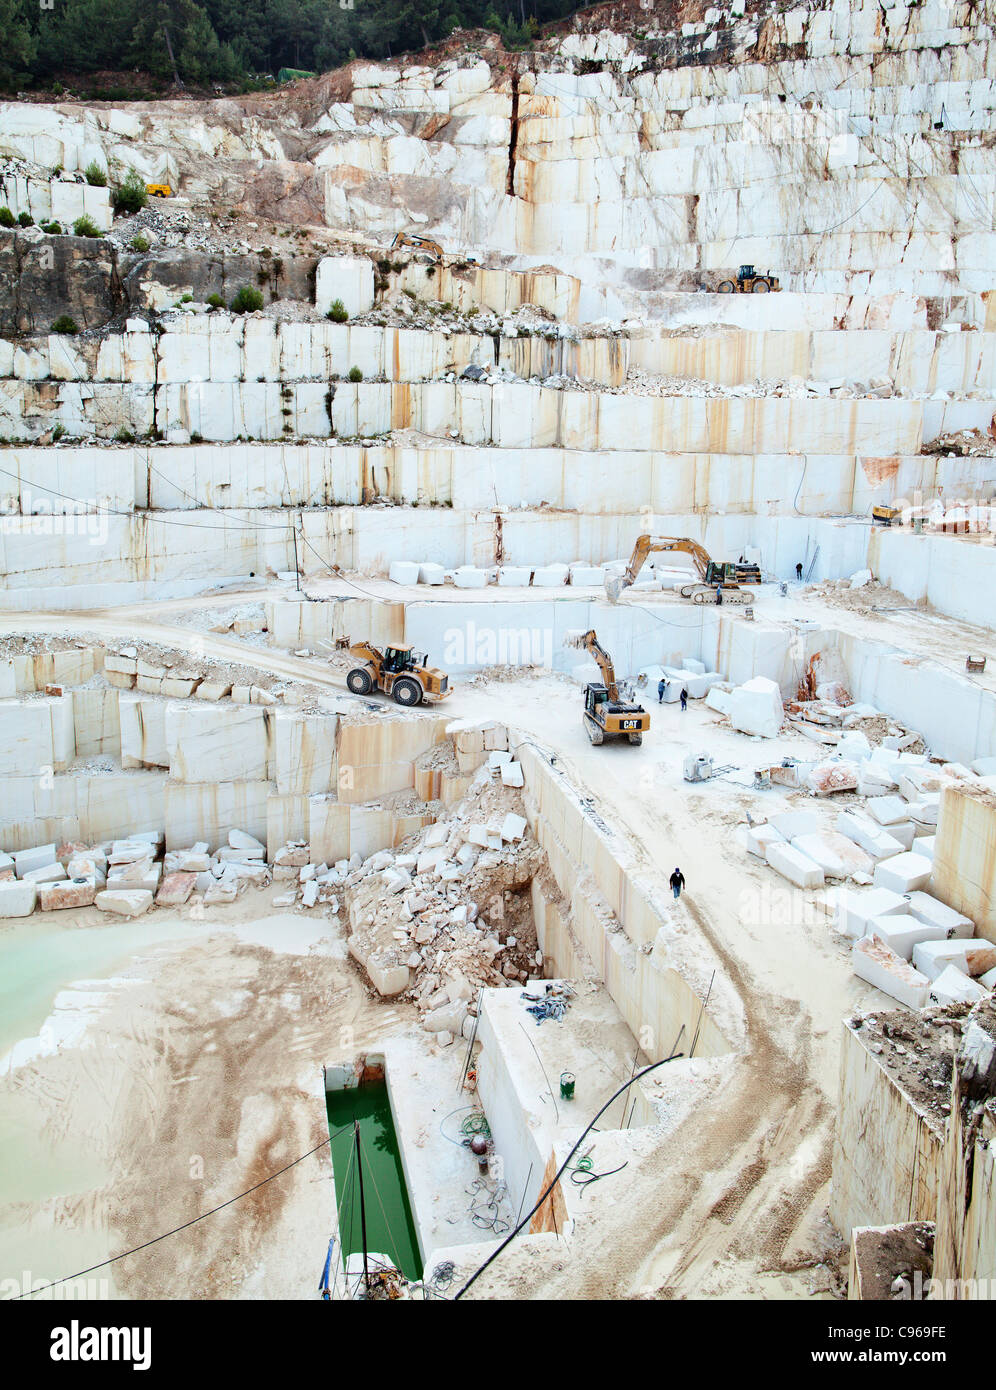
[832,628,996,766]
[13,443,995,519]
[315,256,375,318]
[0,682,438,854]
[629,330,996,395]
[2,474,996,629]
[0,768,168,852]
[267,595,404,650]
[0,172,113,231]
[386,262,580,321]
[0,509,293,598]
[0,325,638,443]
[1,319,627,389]
[868,529,996,632]
[329,381,931,453]
[830,1020,944,1239]
[305,507,876,581]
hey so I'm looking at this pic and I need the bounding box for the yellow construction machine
[717,264,780,293]
[145,183,173,198]
[606,535,761,605]
[871,504,903,526]
[335,638,451,706]
[564,629,650,746]
[389,231,444,262]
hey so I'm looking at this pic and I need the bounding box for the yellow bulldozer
[389,231,444,262]
[335,638,451,707]
[717,264,780,294]
[606,535,762,605]
[565,629,650,746]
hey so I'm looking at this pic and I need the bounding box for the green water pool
[326,1080,422,1282]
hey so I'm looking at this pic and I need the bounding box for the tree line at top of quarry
[0,0,597,98]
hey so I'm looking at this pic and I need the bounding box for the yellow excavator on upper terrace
[606,535,762,604]
[390,231,444,262]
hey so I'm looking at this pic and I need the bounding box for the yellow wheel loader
[565,629,649,746]
[717,264,780,293]
[335,638,451,707]
[606,534,761,604]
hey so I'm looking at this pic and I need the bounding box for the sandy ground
[0,892,408,1300]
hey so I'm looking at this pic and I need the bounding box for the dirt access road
[456,675,879,1300]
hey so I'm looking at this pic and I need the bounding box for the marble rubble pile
[343,753,543,1045]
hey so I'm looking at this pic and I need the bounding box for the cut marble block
[836,811,905,862]
[806,761,859,796]
[728,677,783,738]
[868,913,947,962]
[532,565,569,588]
[453,567,488,588]
[834,886,909,940]
[912,938,971,981]
[39,877,96,910]
[419,563,445,585]
[903,891,973,938]
[858,763,897,795]
[95,888,153,917]
[866,795,909,826]
[498,567,532,586]
[791,831,873,880]
[13,843,57,878]
[929,966,988,1007]
[770,811,820,840]
[0,879,37,916]
[746,822,784,857]
[568,565,604,586]
[888,822,916,851]
[389,561,420,586]
[500,761,524,788]
[765,841,824,889]
[853,936,930,1009]
[873,852,932,894]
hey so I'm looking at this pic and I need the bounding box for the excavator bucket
[563,629,587,650]
[604,573,626,603]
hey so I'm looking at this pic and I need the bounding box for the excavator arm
[564,628,619,701]
[606,535,712,601]
[390,231,444,261]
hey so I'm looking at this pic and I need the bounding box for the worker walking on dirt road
[680,687,688,712]
[669,867,685,900]
[658,677,667,704]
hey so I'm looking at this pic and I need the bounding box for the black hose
[453,1028,686,1299]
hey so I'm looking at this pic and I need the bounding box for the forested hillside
[1,0,590,92]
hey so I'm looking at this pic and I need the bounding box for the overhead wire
[9,1122,356,1300]
[454,1026,687,1300]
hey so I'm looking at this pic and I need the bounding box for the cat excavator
[606,535,762,604]
[564,629,650,746]
[389,231,444,262]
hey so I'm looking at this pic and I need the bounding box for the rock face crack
[506,67,521,198]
